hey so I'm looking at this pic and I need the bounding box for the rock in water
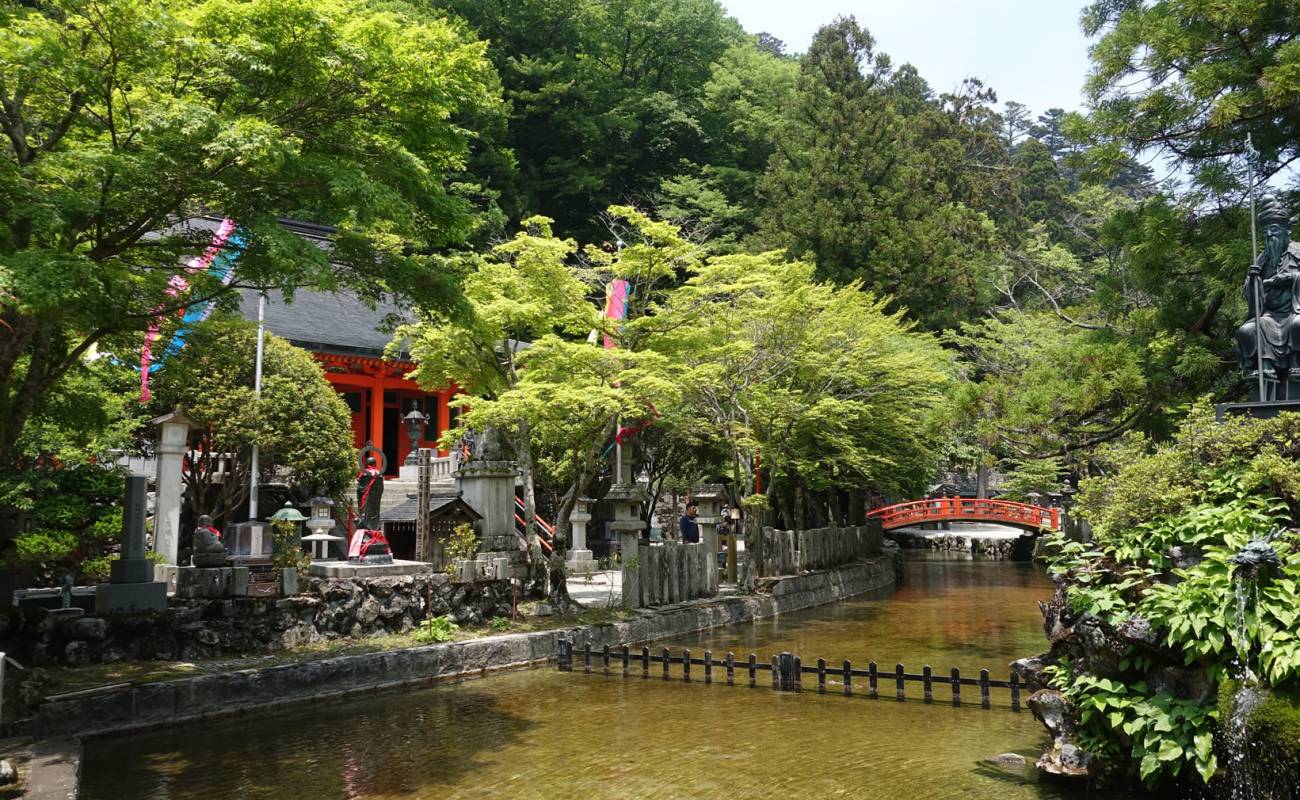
[0,759,16,785]
[981,753,1033,779]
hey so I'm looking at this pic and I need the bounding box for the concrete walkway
[566,570,621,608]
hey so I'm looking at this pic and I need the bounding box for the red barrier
[866,498,1059,532]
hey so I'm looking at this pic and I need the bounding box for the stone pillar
[566,497,597,576]
[150,410,196,566]
[608,449,647,609]
[97,475,167,613]
[456,459,519,553]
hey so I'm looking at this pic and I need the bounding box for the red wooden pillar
[437,388,451,455]
[368,379,384,453]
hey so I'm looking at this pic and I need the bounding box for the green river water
[81,556,1143,799]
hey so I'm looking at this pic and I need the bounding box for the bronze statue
[1236,196,1300,398]
[191,514,227,567]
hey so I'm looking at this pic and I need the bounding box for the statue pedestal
[174,566,250,598]
[1216,399,1300,421]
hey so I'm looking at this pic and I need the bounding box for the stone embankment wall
[888,528,1033,560]
[1,574,512,669]
[36,554,897,738]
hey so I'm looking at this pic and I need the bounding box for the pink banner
[603,279,629,349]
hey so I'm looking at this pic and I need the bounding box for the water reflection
[81,557,1141,800]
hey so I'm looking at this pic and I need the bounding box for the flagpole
[249,292,266,520]
[1247,134,1266,401]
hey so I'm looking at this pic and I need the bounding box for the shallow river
[81,557,1134,799]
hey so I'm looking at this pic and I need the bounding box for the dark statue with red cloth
[350,446,393,564]
[191,514,228,567]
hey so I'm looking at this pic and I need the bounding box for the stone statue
[191,514,227,567]
[1236,196,1300,397]
[356,453,384,531]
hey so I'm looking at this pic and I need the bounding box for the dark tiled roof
[382,495,482,524]
[238,288,412,358]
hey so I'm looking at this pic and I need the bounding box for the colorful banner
[139,219,239,402]
[602,278,629,349]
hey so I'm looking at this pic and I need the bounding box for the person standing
[679,502,700,544]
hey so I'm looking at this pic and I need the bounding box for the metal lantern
[403,402,428,466]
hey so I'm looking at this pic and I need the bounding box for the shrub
[444,523,479,575]
[413,615,458,644]
[490,616,510,632]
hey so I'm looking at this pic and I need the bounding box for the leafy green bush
[444,523,478,575]
[490,616,510,632]
[1045,404,1300,787]
[413,615,458,644]
[1,463,127,584]
[270,520,311,573]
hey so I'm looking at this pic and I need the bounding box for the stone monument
[96,475,168,613]
[1234,196,1300,404]
[565,497,598,576]
[456,427,519,553]
[692,484,725,593]
[150,410,197,565]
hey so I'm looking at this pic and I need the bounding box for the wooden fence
[556,638,1022,712]
[752,521,883,578]
[622,541,715,609]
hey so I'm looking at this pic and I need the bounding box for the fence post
[748,654,757,688]
[771,655,780,690]
[704,651,713,685]
[622,645,630,677]
[793,656,802,691]
[603,644,610,675]
[868,661,878,699]
[843,660,852,697]
[557,637,567,671]
[662,648,671,681]
[683,648,691,683]
[726,652,735,686]
[980,669,990,709]
[951,667,961,707]
[895,663,905,702]
[923,665,933,703]
[642,645,650,678]
[1010,672,1021,712]
[817,658,827,694]
[584,638,592,674]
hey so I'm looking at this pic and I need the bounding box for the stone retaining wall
[2,572,512,669]
[888,529,1033,560]
[36,554,897,739]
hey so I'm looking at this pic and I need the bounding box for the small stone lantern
[302,493,344,561]
[269,501,307,558]
[566,497,597,576]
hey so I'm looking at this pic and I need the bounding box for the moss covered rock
[1217,680,1300,799]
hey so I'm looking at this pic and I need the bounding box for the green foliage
[149,317,354,524]
[1045,407,1300,786]
[270,520,311,573]
[444,523,479,575]
[0,462,126,584]
[413,615,459,644]
[490,616,510,632]
[0,0,499,467]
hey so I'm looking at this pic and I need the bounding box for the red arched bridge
[867,498,1060,533]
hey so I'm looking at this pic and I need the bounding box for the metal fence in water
[556,637,1022,712]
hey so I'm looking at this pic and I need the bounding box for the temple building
[233,225,456,477]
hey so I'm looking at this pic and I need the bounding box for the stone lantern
[566,497,597,576]
[302,493,344,561]
[269,501,307,558]
[692,484,726,592]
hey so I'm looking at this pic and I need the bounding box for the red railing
[867,497,1059,532]
[514,496,555,553]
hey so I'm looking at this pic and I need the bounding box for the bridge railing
[867,497,1059,531]
[556,638,1022,712]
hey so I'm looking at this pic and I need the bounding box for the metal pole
[249,292,266,520]
[1247,134,1267,401]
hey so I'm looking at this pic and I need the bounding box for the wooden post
[622,645,630,677]
[951,667,961,707]
[662,647,670,681]
[895,663,905,702]
[923,665,933,703]
[843,660,852,696]
[726,652,735,686]
[748,654,757,688]
[1010,672,1021,712]
[642,645,650,678]
[557,637,567,671]
[415,448,431,562]
[704,650,713,685]
[602,644,610,675]
[817,658,827,694]
[980,669,990,709]
[793,655,802,691]
[683,648,691,683]
[868,661,878,699]
[771,655,780,690]
[584,638,592,674]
